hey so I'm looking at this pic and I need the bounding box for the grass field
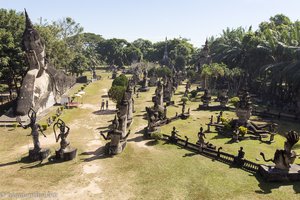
[0,70,299,200]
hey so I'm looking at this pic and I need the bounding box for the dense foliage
[108,74,129,106]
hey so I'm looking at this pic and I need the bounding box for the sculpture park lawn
[0,70,299,200]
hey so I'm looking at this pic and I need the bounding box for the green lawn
[0,70,299,200]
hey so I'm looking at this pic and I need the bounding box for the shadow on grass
[19,156,67,169]
[92,110,117,115]
[252,173,300,194]
[81,146,111,161]
[96,126,110,130]
[145,140,159,146]
[183,152,197,157]
[210,134,229,140]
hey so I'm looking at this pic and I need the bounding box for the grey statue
[53,119,70,152]
[17,107,46,152]
[260,130,299,170]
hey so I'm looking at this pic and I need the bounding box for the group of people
[100,99,109,110]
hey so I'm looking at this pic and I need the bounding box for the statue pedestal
[259,164,300,181]
[29,148,50,161]
[106,141,127,155]
[55,146,77,161]
[138,87,149,92]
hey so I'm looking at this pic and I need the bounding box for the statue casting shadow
[92,110,117,115]
[19,155,67,169]
[81,146,111,162]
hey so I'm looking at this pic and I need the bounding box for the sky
[1,0,300,47]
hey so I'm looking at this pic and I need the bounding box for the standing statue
[260,130,299,170]
[197,127,206,150]
[170,126,181,143]
[17,107,50,161]
[53,119,77,160]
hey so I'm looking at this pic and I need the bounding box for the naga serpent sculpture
[260,130,299,170]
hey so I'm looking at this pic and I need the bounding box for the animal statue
[260,130,299,170]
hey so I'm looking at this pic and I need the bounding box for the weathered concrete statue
[139,69,149,92]
[53,119,77,161]
[101,96,131,155]
[17,107,50,161]
[16,10,75,116]
[124,81,134,126]
[236,89,252,124]
[260,130,299,170]
[200,89,211,108]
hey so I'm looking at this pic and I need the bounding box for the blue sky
[1,0,300,47]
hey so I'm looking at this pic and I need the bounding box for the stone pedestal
[198,100,210,110]
[259,164,300,181]
[55,146,77,161]
[145,126,160,138]
[106,140,127,155]
[29,148,50,161]
[138,87,149,92]
[236,108,251,124]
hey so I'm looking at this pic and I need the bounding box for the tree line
[1,9,300,109]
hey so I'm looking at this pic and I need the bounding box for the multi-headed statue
[260,130,299,170]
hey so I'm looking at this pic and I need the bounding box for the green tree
[0,9,26,97]
[108,74,128,106]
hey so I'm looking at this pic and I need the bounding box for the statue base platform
[166,101,174,106]
[145,127,161,138]
[180,113,190,120]
[106,140,127,155]
[138,87,150,92]
[198,104,210,110]
[55,146,77,161]
[259,164,300,182]
[29,148,50,161]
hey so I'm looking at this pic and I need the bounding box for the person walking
[100,99,105,110]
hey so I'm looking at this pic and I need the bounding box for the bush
[112,74,128,87]
[238,126,248,136]
[190,90,198,98]
[108,86,126,105]
[151,132,162,141]
[41,124,48,131]
[52,115,57,121]
[181,97,189,103]
[156,67,171,78]
[220,117,229,124]
[229,96,240,107]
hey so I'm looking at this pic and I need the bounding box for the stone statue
[260,130,299,170]
[199,89,211,109]
[16,10,75,116]
[235,89,252,124]
[170,126,181,143]
[17,107,50,161]
[53,119,77,160]
[139,69,149,92]
[197,127,206,150]
[102,95,130,155]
